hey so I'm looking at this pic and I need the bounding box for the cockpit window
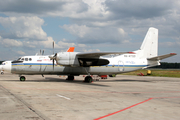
[21,58,24,61]
[17,58,21,61]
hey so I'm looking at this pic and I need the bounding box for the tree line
[151,62,180,69]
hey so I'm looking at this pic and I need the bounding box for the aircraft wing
[148,53,177,61]
[76,52,135,58]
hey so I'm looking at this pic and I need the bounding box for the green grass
[121,69,180,78]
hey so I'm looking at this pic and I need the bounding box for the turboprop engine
[49,52,79,67]
[49,52,109,67]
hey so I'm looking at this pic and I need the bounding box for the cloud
[0,0,65,15]
[57,39,76,48]
[0,36,23,47]
[0,16,47,40]
[105,0,173,19]
[61,24,129,44]
[0,0,88,17]
[0,0,179,62]
[16,51,25,55]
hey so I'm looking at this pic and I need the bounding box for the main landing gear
[20,76,26,81]
[66,75,93,83]
[84,76,93,83]
[66,75,74,81]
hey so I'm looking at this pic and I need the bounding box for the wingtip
[170,53,177,55]
[128,52,136,54]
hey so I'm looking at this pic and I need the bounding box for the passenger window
[29,58,32,61]
[25,58,28,61]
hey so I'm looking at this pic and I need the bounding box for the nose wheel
[20,76,26,81]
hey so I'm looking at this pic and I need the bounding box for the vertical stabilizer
[138,27,158,58]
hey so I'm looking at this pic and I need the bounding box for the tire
[20,76,26,81]
[85,76,93,83]
[109,74,116,77]
[66,76,74,80]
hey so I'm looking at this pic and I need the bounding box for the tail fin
[137,27,158,59]
[67,47,75,52]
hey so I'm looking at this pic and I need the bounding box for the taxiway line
[94,98,153,120]
[94,96,180,120]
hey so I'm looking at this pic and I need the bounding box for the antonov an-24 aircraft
[0,27,177,82]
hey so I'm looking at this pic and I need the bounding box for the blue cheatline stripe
[12,63,53,65]
[107,65,147,67]
[12,63,148,68]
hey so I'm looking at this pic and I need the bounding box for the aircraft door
[118,60,124,71]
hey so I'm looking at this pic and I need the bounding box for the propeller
[39,49,44,55]
[42,50,44,55]
[49,41,57,70]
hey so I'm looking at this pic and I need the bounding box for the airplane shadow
[3,77,110,87]
[98,79,152,83]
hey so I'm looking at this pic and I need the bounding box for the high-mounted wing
[148,53,177,61]
[76,51,135,67]
[76,52,135,58]
[49,51,135,67]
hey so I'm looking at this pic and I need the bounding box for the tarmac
[0,73,180,120]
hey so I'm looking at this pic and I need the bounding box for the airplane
[0,27,176,83]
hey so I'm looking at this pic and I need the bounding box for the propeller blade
[42,50,44,55]
[51,41,55,70]
[53,59,54,70]
[54,53,57,57]
[53,41,54,54]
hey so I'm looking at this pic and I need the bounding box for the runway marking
[94,96,180,120]
[56,94,71,100]
[94,98,153,120]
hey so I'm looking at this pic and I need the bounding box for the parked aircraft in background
[0,27,176,82]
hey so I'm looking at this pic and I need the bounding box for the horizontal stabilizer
[147,53,177,61]
[77,52,135,58]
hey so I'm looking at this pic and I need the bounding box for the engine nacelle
[56,52,79,66]
[55,52,110,67]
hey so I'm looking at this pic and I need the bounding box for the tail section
[137,27,158,58]
[135,27,176,67]
[138,27,158,59]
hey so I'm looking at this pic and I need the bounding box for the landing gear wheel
[84,76,93,83]
[20,76,26,81]
[66,76,74,81]
[109,74,116,77]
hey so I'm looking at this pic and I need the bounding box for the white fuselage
[1,54,153,76]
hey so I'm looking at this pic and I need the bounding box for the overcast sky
[0,0,179,62]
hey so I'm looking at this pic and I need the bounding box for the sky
[0,0,179,62]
